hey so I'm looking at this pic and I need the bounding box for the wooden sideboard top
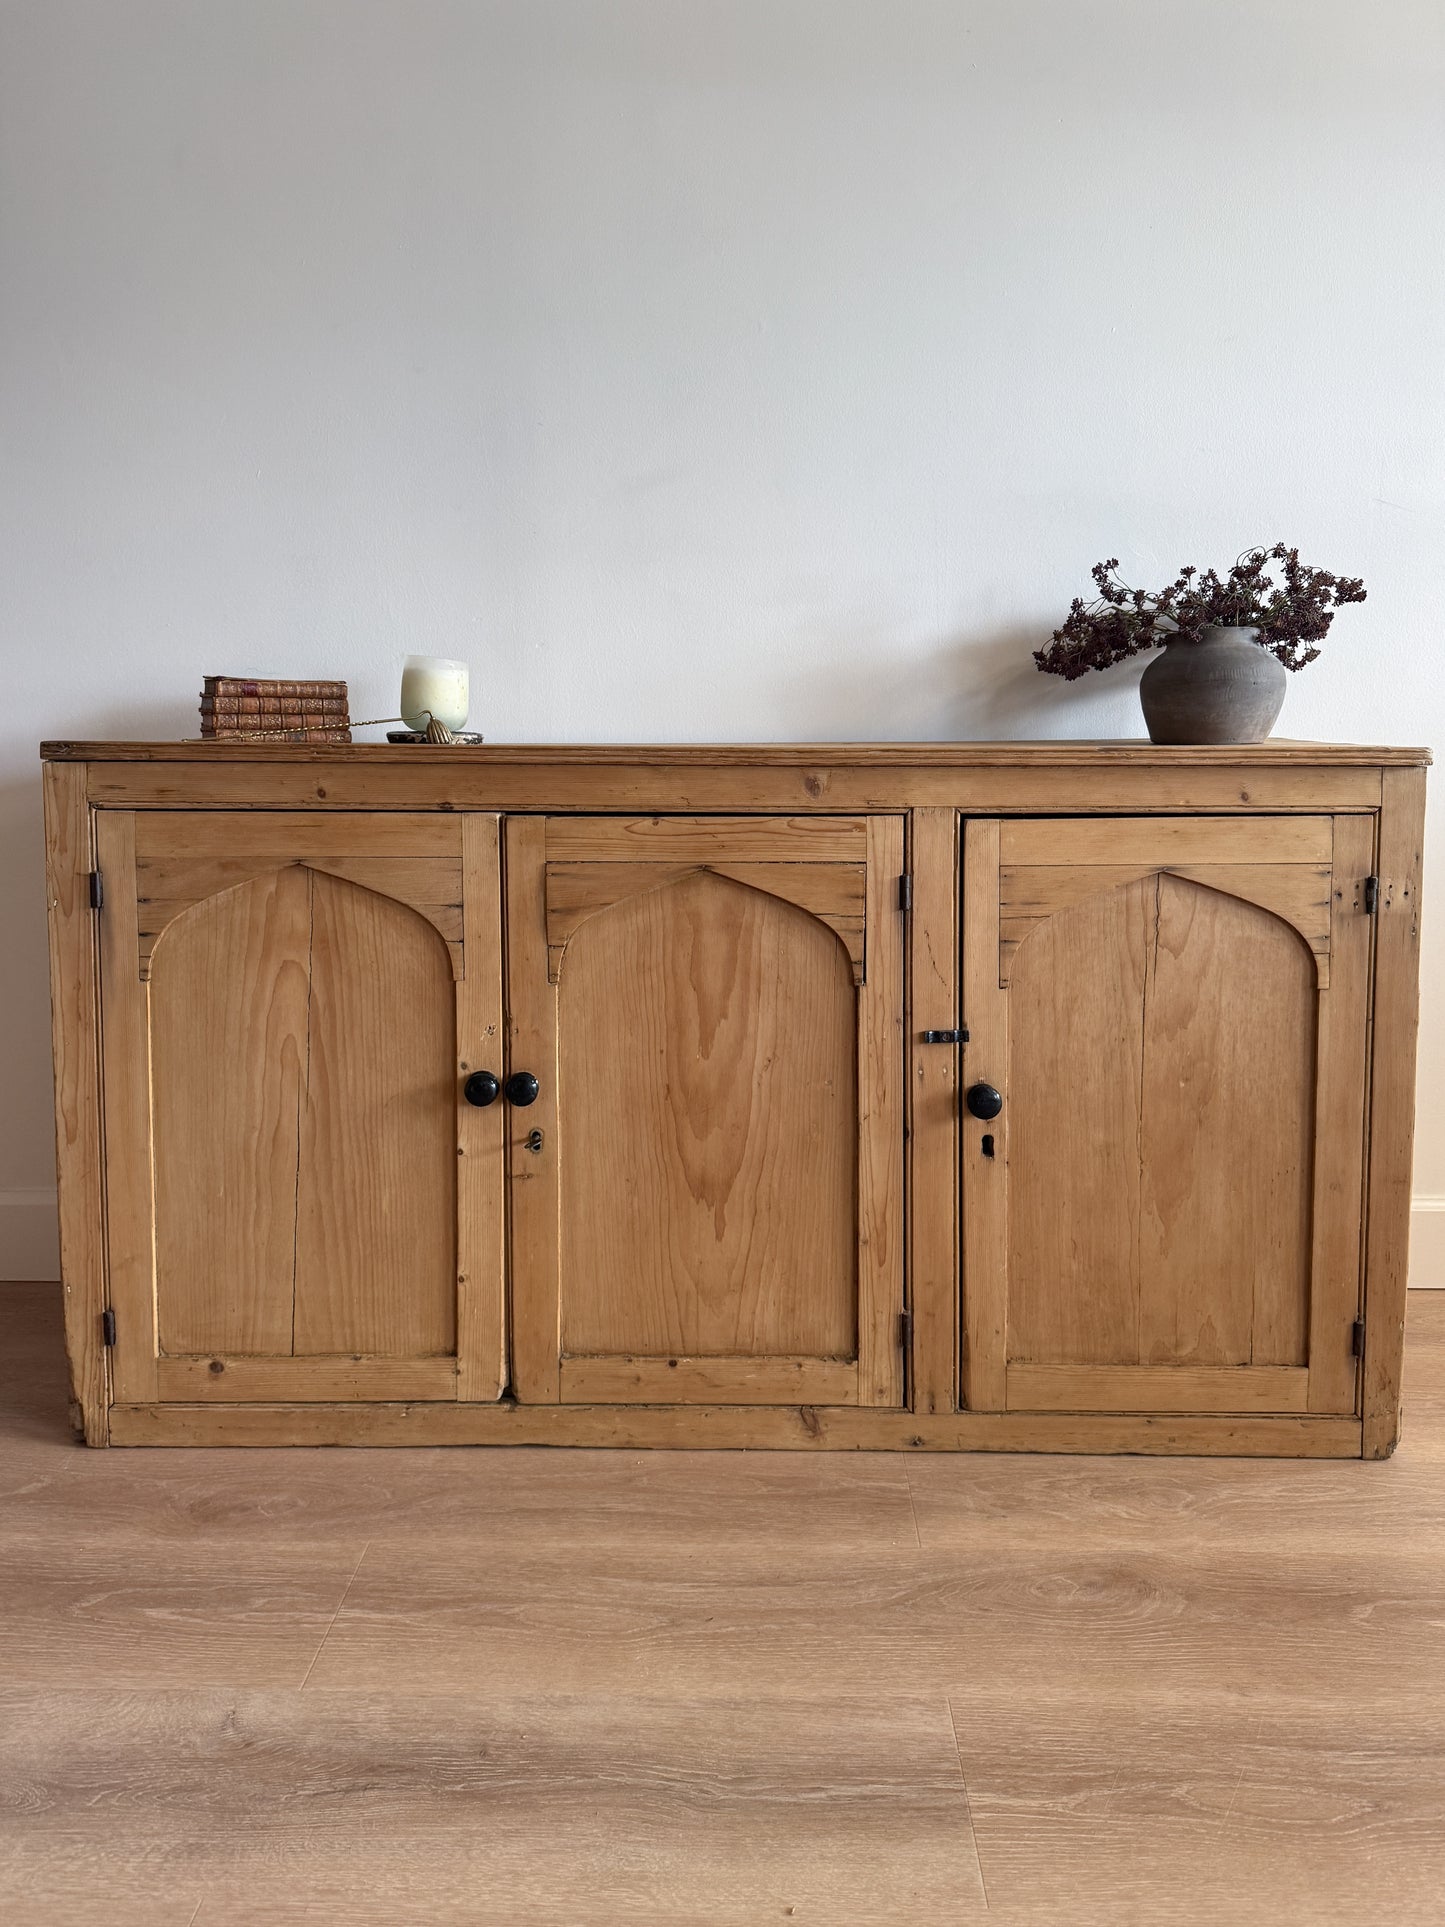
[37,739,1435,766]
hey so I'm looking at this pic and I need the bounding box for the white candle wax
[400,655,469,733]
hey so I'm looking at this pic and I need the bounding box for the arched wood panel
[294,870,458,1357]
[959,809,1374,1421]
[1006,872,1315,1373]
[151,868,311,1356]
[559,869,859,1360]
[545,861,867,982]
[148,866,457,1362]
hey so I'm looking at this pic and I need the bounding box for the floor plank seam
[945,1694,992,1912]
[902,1464,924,1549]
[1216,1711,1266,1833]
[298,1538,371,1690]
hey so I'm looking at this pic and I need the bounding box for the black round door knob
[965,1081,1004,1121]
[462,1070,500,1108]
[504,1071,540,1107]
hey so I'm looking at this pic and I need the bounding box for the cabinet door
[97,811,506,1405]
[962,814,1374,1417]
[506,815,905,1407]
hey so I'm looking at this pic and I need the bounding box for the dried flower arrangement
[1034,545,1367,681]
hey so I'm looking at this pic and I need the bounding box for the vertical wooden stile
[1363,769,1428,1456]
[504,816,561,1402]
[42,762,109,1442]
[907,809,959,1413]
[960,819,1008,1410]
[93,811,159,1404]
[1306,815,1375,1413]
[456,814,507,1400]
[857,815,906,1407]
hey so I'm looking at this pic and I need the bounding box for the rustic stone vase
[1138,626,1287,745]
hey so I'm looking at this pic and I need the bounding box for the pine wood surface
[975,812,1373,1421]
[509,813,904,1411]
[40,737,1433,764]
[2,1282,1445,1925]
[41,764,108,1443]
[40,745,1426,1455]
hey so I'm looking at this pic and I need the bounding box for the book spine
[201,724,353,744]
[200,698,350,719]
[202,677,349,700]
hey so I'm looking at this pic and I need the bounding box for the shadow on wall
[768,623,1150,742]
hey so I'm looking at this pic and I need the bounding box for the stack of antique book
[199,676,351,743]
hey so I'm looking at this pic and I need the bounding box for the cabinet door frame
[505,813,906,1408]
[960,811,1375,1418]
[96,808,507,1406]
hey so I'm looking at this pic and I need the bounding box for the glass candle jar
[399,656,469,734]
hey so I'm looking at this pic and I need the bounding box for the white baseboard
[0,1187,60,1281]
[1412,1198,1445,1288]
[4,1186,1445,1287]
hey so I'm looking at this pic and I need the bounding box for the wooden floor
[2,1288,1444,1926]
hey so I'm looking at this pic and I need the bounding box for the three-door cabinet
[42,740,1428,1457]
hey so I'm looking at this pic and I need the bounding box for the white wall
[2,0,1442,1279]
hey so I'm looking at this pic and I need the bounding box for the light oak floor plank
[2,1284,1444,1925]
[5,1439,919,1552]
[0,1689,985,1925]
[301,1533,1445,1707]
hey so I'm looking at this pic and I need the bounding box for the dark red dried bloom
[1034,545,1367,679]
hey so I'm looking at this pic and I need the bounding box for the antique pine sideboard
[41,739,1428,1456]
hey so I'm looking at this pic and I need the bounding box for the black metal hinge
[898,1308,913,1352]
[88,869,104,910]
[898,873,912,912]
[101,1308,116,1347]
[1363,876,1380,914]
[922,1028,967,1045]
[1351,1318,1366,1358]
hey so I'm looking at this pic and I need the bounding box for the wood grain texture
[0,1689,986,1926]
[44,737,1431,764]
[1307,815,1375,1413]
[42,744,1426,1456]
[135,855,465,979]
[10,1285,1445,1922]
[0,1530,368,1689]
[1000,863,1325,1405]
[105,1401,1365,1455]
[1134,876,1315,1369]
[455,815,506,1401]
[557,866,859,1361]
[1006,1364,1309,1414]
[544,813,867,860]
[999,860,1333,984]
[94,812,160,1404]
[906,809,959,1414]
[155,1357,458,1402]
[1364,767,1428,1456]
[502,814,561,1402]
[545,858,867,981]
[297,1531,1440,1703]
[136,853,463,905]
[150,866,310,1357]
[293,871,457,1358]
[1006,874,1148,1369]
[41,762,108,1443]
[75,758,1390,816]
[999,814,1334,865]
[133,811,462,858]
[960,818,1008,1411]
[560,1354,859,1405]
[856,814,906,1406]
